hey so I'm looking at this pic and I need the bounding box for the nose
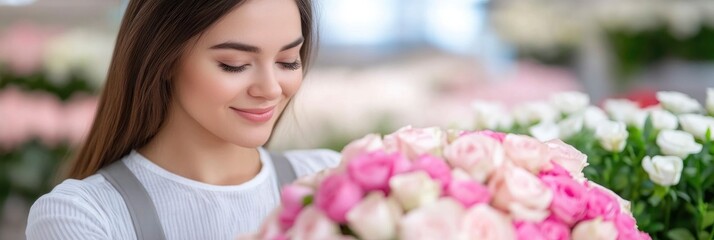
[247,66,282,100]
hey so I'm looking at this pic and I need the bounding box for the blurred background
[1,0,713,238]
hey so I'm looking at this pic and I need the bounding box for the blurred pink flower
[0,23,55,75]
[62,95,98,146]
[0,87,32,149]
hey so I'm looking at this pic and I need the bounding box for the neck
[138,105,262,186]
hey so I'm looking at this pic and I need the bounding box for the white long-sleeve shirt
[26,148,340,240]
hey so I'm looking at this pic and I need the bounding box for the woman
[26,0,340,239]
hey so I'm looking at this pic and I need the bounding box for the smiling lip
[231,106,275,123]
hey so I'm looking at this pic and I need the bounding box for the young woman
[26,0,340,239]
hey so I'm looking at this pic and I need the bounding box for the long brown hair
[65,0,316,180]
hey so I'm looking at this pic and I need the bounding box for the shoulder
[282,148,342,177]
[26,175,119,239]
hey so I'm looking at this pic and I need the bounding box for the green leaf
[676,191,692,203]
[703,210,714,228]
[302,195,314,206]
[666,228,696,240]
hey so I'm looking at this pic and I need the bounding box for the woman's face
[171,0,304,148]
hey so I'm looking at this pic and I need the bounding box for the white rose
[583,106,609,130]
[571,218,618,240]
[529,121,560,142]
[288,207,343,240]
[604,99,640,122]
[558,114,584,139]
[389,171,441,211]
[513,101,559,126]
[550,91,590,115]
[399,199,464,240]
[627,109,648,129]
[383,126,446,160]
[341,133,384,162]
[679,114,714,140]
[642,155,684,187]
[707,88,714,115]
[657,91,702,114]
[346,192,401,240]
[649,109,679,130]
[657,130,703,158]
[595,121,629,152]
[472,101,513,130]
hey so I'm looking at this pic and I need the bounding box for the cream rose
[656,130,703,158]
[346,192,401,240]
[389,171,441,211]
[642,155,684,187]
[657,91,702,114]
[571,218,618,240]
[444,133,505,183]
[489,164,553,222]
[595,121,628,153]
[679,114,714,140]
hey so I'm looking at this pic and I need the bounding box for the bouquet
[241,126,649,240]
[472,89,714,239]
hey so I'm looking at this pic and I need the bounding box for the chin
[229,128,273,148]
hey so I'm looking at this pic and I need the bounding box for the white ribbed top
[26,148,340,240]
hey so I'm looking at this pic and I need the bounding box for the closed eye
[219,63,248,73]
[279,60,301,71]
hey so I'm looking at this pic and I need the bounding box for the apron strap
[100,161,167,240]
[269,152,297,188]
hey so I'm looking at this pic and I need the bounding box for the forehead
[199,0,303,49]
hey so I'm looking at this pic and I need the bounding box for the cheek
[279,71,303,98]
[175,60,245,109]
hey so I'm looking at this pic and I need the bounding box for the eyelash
[219,61,302,73]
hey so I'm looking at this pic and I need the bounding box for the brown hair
[64,0,316,180]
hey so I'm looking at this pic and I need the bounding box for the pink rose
[489,164,553,222]
[614,213,649,240]
[399,199,464,240]
[584,187,621,221]
[341,134,384,162]
[515,222,547,240]
[503,134,552,173]
[588,181,632,215]
[347,151,410,193]
[460,204,516,240]
[287,207,347,240]
[383,126,446,160]
[315,174,364,223]
[540,175,588,226]
[446,179,491,208]
[538,219,570,240]
[545,139,588,182]
[411,154,452,190]
[444,133,505,182]
[539,162,572,178]
[477,130,508,142]
[515,219,570,240]
[278,184,313,230]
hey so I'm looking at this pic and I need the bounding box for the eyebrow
[209,37,304,53]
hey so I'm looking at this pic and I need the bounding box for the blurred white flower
[604,99,640,123]
[657,130,703,159]
[627,109,648,129]
[471,100,512,130]
[550,91,589,115]
[642,155,684,187]
[650,109,679,131]
[595,121,628,153]
[529,121,560,142]
[583,106,609,130]
[657,91,702,114]
[513,101,559,126]
[678,114,714,140]
[43,29,114,89]
[558,114,584,139]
